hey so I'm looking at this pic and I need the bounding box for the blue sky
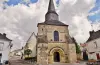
[88,0,100,23]
[3,0,100,23]
[4,0,38,6]
[4,0,60,6]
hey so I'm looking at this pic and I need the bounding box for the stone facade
[37,25,77,64]
[37,0,77,64]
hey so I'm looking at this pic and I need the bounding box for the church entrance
[54,52,60,62]
[0,53,2,62]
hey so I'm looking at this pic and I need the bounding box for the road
[9,56,86,65]
[9,56,36,65]
[49,62,86,65]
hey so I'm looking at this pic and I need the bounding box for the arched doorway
[83,51,88,60]
[54,52,60,62]
[49,47,65,63]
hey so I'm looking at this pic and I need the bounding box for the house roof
[38,20,68,26]
[0,33,12,41]
[25,32,36,48]
[86,30,100,42]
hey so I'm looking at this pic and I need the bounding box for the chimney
[3,33,6,37]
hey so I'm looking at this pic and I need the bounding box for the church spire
[48,0,55,12]
[45,0,59,21]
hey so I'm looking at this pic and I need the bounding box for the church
[37,0,77,64]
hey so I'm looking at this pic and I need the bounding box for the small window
[51,39,52,41]
[54,31,59,41]
[94,41,97,48]
[0,42,4,51]
[42,29,43,31]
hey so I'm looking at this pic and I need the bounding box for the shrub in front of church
[24,57,37,62]
[24,49,32,57]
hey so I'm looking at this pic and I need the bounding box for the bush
[24,57,37,61]
[24,49,32,57]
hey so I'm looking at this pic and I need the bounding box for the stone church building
[37,0,77,64]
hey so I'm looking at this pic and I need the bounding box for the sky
[0,0,99,50]
[88,0,100,22]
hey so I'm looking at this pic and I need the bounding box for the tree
[75,43,81,54]
[72,38,81,54]
[24,49,32,57]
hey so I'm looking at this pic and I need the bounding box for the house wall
[87,38,100,60]
[28,36,37,57]
[24,34,37,58]
[0,39,11,63]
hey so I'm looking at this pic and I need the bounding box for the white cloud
[58,0,95,43]
[89,9,100,16]
[0,0,96,50]
[61,0,77,5]
[92,22,100,31]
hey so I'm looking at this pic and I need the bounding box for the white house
[23,32,37,58]
[0,33,12,64]
[86,30,100,60]
[9,49,22,57]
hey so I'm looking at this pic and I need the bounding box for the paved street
[9,56,36,65]
[9,56,86,65]
[49,62,86,65]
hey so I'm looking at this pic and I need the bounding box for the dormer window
[0,42,4,51]
[54,31,59,41]
[94,41,97,48]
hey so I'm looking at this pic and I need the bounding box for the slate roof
[71,37,76,43]
[86,30,100,42]
[48,0,55,12]
[38,0,68,27]
[0,33,12,41]
[38,20,68,26]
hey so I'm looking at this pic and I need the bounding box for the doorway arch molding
[48,47,65,63]
[49,47,65,56]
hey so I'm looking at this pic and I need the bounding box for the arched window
[54,31,59,41]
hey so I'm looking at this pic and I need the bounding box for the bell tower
[37,0,77,64]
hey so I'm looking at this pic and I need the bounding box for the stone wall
[37,24,77,64]
[68,44,77,63]
[38,25,69,43]
[48,43,68,63]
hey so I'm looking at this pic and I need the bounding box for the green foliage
[72,38,81,54]
[75,43,81,54]
[25,57,37,61]
[24,49,32,57]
